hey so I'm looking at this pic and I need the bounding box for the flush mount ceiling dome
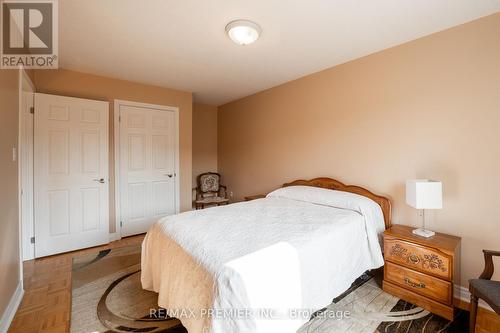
[225,19,262,45]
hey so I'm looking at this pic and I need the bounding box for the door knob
[93,178,106,183]
[165,174,173,178]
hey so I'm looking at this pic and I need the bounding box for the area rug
[71,245,468,333]
[71,245,186,333]
[298,273,468,332]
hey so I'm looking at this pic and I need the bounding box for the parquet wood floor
[8,235,144,333]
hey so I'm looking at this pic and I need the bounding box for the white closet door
[119,105,177,237]
[34,93,109,257]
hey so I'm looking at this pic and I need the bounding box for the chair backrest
[197,172,221,197]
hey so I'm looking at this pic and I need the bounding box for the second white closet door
[119,105,177,236]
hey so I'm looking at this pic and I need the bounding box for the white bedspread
[141,186,385,333]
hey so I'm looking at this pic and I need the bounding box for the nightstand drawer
[384,238,451,280]
[385,262,452,304]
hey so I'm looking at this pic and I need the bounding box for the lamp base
[412,228,436,238]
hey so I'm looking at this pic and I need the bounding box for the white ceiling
[60,1,500,106]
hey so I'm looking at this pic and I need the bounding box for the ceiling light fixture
[225,19,261,45]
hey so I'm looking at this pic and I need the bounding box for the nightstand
[244,194,266,201]
[382,224,461,320]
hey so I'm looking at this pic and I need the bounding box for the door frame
[113,100,180,240]
[18,68,35,261]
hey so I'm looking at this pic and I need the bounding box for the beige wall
[192,103,218,185]
[0,70,21,317]
[218,13,500,286]
[34,69,193,232]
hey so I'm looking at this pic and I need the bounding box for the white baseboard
[0,281,24,333]
[454,284,493,312]
[109,232,121,242]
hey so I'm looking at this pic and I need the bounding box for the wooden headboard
[282,177,392,229]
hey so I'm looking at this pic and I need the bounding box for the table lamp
[406,179,442,238]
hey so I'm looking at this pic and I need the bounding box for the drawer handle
[408,253,420,264]
[404,277,426,289]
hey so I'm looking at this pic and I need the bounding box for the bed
[141,177,392,333]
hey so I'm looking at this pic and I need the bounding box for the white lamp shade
[406,179,442,209]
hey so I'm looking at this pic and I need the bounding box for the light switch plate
[12,147,17,162]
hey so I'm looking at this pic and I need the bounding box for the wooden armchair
[194,172,229,209]
[469,250,500,333]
